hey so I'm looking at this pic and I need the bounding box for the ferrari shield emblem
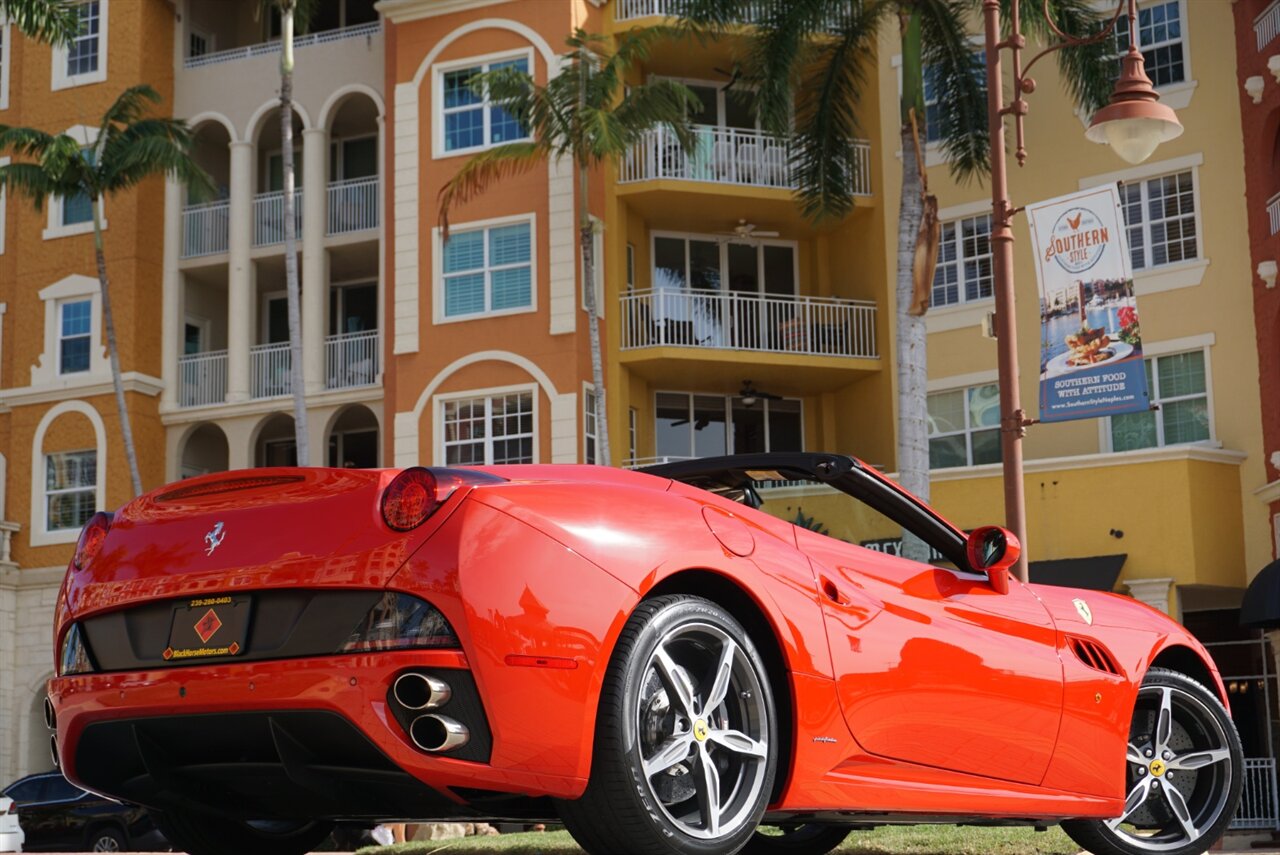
[1073,598,1094,625]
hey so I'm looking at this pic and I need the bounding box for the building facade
[0,0,1273,812]
[0,0,178,784]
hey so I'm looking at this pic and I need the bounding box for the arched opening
[326,405,379,468]
[183,119,233,259]
[325,91,380,237]
[254,413,297,467]
[180,423,230,478]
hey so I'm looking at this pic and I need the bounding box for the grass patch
[356,824,1080,855]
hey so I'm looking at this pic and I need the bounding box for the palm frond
[437,142,547,237]
[918,0,989,183]
[746,0,842,134]
[103,133,214,197]
[613,78,701,157]
[1023,0,1113,113]
[99,85,163,133]
[0,125,58,159]
[1,0,80,46]
[789,0,889,221]
[0,161,63,209]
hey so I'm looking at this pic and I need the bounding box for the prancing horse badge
[1073,597,1093,625]
[204,522,226,556]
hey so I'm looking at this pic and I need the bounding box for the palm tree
[439,28,700,466]
[1,0,79,44]
[259,0,317,464]
[679,0,1112,559]
[0,86,212,497]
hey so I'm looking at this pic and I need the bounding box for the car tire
[1060,667,1243,855]
[150,809,334,855]
[86,825,126,852]
[742,824,851,855]
[557,594,777,855]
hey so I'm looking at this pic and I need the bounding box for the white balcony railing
[1269,192,1280,236]
[250,342,292,399]
[1258,0,1280,50]
[621,289,878,359]
[327,177,379,236]
[253,189,304,247]
[615,0,847,27]
[620,124,872,196]
[177,350,228,407]
[181,200,230,258]
[1233,758,1279,830]
[325,329,380,390]
[184,22,381,69]
[623,456,694,469]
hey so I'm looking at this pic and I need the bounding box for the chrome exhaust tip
[43,697,56,731]
[50,735,59,769]
[409,714,469,753]
[393,672,451,711]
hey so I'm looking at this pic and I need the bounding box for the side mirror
[965,526,1022,595]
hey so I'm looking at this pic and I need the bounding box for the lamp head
[1085,42,1182,164]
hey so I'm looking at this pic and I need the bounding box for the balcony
[325,329,379,390]
[178,350,228,407]
[620,124,872,196]
[182,200,230,258]
[184,21,381,69]
[327,177,379,236]
[1269,191,1280,236]
[250,341,292,399]
[621,289,877,357]
[253,189,304,248]
[1258,0,1280,50]
[615,0,847,27]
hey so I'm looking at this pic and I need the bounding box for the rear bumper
[0,829,21,853]
[48,649,586,818]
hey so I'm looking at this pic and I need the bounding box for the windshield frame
[641,453,973,571]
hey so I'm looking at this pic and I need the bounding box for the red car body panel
[47,460,1225,824]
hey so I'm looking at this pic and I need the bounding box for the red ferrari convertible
[45,454,1240,855]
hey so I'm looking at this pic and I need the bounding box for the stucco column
[1125,577,1176,616]
[161,177,181,408]
[226,141,254,403]
[302,127,328,395]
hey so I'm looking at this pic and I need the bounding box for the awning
[1240,559,1280,628]
[1029,554,1127,591]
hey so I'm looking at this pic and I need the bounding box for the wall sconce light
[1270,54,1280,84]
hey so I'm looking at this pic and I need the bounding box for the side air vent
[1067,636,1121,676]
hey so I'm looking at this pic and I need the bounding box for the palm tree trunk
[280,4,309,465]
[580,164,610,465]
[896,124,930,560]
[92,198,143,497]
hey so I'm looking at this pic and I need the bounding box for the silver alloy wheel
[1107,684,1235,852]
[92,834,121,852]
[636,621,770,841]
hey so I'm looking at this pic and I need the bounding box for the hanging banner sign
[1026,186,1149,423]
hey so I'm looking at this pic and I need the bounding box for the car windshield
[645,453,971,571]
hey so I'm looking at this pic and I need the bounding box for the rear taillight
[73,512,113,571]
[381,468,440,531]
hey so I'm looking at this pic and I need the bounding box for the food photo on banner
[1026,185,1149,423]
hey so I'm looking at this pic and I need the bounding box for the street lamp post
[981,0,1183,583]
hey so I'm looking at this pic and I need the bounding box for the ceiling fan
[739,380,782,408]
[720,219,781,243]
[713,65,742,92]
